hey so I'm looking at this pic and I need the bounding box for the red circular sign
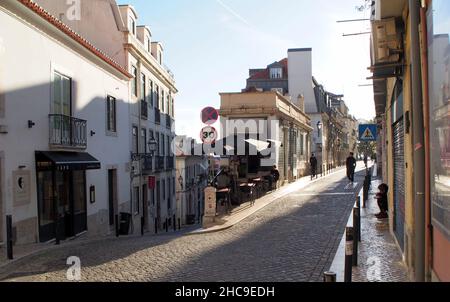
[200,126,217,144]
[201,107,219,125]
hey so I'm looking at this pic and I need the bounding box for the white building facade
[33,0,179,235]
[0,0,132,244]
[175,137,208,227]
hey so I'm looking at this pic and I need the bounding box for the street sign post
[359,124,377,142]
[201,107,219,125]
[200,126,218,145]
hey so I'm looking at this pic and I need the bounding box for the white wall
[34,0,127,67]
[288,49,316,113]
[0,6,130,243]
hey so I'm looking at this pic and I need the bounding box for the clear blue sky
[117,0,375,139]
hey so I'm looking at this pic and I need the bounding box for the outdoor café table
[216,188,232,214]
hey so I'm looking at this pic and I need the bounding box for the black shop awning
[36,151,101,171]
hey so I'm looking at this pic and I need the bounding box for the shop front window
[428,0,450,239]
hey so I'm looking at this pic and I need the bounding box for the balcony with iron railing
[165,114,172,129]
[141,100,148,120]
[155,108,161,124]
[49,114,87,149]
[131,153,153,174]
[155,156,165,171]
[166,156,174,170]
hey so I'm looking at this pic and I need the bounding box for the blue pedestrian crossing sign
[359,124,377,142]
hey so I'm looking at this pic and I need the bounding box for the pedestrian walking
[310,153,318,180]
[346,152,357,183]
[363,154,368,169]
[270,165,280,190]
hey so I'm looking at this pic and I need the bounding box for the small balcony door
[50,72,75,147]
[52,72,71,116]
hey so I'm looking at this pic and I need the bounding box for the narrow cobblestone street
[0,169,364,282]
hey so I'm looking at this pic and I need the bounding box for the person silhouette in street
[270,165,280,190]
[346,152,357,183]
[310,153,318,180]
[363,154,368,169]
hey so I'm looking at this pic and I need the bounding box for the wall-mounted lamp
[317,121,323,138]
[90,185,96,204]
[18,165,26,169]
[28,120,35,129]
[90,130,96,137]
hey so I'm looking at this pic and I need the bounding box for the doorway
[142,183,148,231]
[37,170,87,243]
[108,169,118,227]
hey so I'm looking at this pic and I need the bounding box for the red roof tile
[248,58,288,80]
[17,0,132,79]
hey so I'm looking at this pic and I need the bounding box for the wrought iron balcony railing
[141,100,148,120]
[155,156,165,171]
[49,114,87,149]
[155,108,161,124]
[166,115,172,129]
[131,153,153,173]
[166,156,174,170]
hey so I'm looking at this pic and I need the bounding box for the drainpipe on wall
[409,0,425,283]
[419,3,432,282]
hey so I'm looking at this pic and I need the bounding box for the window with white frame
[146,37,151,53]
[133,186,140,215]
[166,94,170,116]
[132,126,138,154]
[149,80,154,107]
[270,67,283,79]
[161,90,165,113]
[155,85,160,109]
[52,71,71,116]
[106,95,117,133]
[129,17,136,36]
[131,66,138,97]
[155,131,160,156]
[141,128,147,154]
[140,73,146,101]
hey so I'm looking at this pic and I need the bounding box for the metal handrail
[49,114,87,148]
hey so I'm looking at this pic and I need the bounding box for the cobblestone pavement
[352,178,410,282]
[0,169,365,282]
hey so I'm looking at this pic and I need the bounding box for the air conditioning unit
[371,18,403,64]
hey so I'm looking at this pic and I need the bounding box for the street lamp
[317,121,323,138]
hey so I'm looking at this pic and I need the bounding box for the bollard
[115,214,119,237]
[178,218,181,230]
[6,215,13,260]
[173,215,176,232]
[165,219,168,233]
[363,178,368,208]
[323,272,337,282]
[141,216,145,236]
[356,197,361,242]
[155,218,158,234]
[344,227,354,282]
[353,207,359,267]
